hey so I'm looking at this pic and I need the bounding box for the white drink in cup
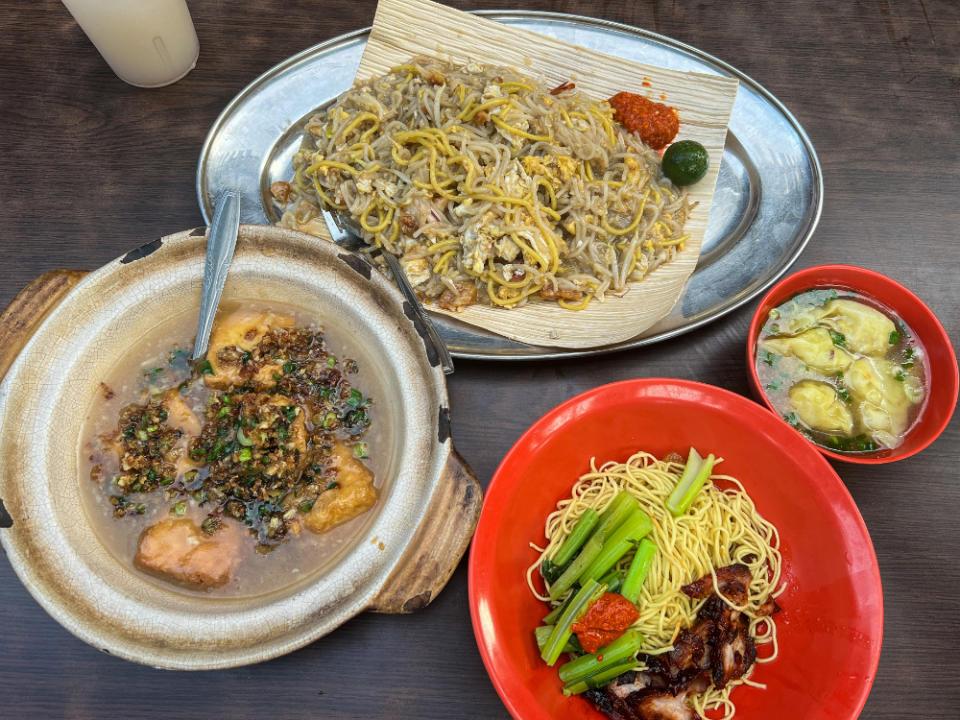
[61,0,199,88]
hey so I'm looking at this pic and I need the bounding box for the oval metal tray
[197,10,822,361]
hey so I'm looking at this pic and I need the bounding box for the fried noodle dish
[279,57,692,312]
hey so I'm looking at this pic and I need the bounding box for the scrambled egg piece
[462,229,494,275]
[495,236,521,262]
[481,83,504,101]
[521,155,578,183]
[400,254,432,287]
[500,160,531,197]
[355,176,374,194]
[462,210,509,273]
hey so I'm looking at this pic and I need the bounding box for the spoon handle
[192,190,240,362]
[381,251,455,375]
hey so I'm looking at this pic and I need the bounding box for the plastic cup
[61,0,199,88]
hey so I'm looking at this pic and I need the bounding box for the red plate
[469,379,883,720]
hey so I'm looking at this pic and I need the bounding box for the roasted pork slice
[586,685,701,720]
[608,671,654,700]
[632,690,701,720]
[681,563,752,605]
[135,518,243,588]
[587,565,768,720]
[710,613,757,689]
[585,688,634,720]
[645,629,709,693]
[756,596,781,617]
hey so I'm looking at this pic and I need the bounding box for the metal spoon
[192,190,241,362]
[322,208,454,375]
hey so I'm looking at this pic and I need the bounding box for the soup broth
[80,302,388,597]
[755,288,926,453]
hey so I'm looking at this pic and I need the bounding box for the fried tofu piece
[135,518,243,589]
[162,390,202,476]
[303,441,377,534]
[257,394,308,476]
[205,308,294,389]
[163,390,201,436]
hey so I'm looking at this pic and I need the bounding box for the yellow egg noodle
[281,57,691,312]
[526,450,784,719]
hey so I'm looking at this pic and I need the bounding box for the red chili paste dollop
[607,91,680,151]
[570,592,640,654]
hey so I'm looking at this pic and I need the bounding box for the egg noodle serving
[527,450,783,719]
[281,57,692,312]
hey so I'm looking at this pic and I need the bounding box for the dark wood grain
[1,1,958,718]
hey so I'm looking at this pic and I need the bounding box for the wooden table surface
[1,1,958,718]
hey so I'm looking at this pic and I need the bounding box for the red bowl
[746,264,959,464]
[469,379,882,720]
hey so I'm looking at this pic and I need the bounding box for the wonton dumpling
[763,327,853,374]
[845,357,915,448]
[788,380,854,435]
[771,305,824,336]
[818,299,896,356]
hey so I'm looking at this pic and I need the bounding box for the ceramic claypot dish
[0,225,480,669]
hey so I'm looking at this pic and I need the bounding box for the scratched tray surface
[197,11,822,361]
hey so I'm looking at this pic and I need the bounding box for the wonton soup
[755,288,926,453]
[80,302,386,596]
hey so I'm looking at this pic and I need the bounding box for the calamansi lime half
[662,140,709,186]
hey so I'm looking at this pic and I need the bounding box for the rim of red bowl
[468,378,883,720]
[746,264,959,464]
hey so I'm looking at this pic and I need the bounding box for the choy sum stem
[562,659,640,696]
[558,628,645,685]
[541,578,605,666]
[666,448,716,517]
[549,535,603,600]
[620,538,657,604]
[551,508,599,567]
[580,506,653,583]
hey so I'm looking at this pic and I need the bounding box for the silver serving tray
[197,11,822,361]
